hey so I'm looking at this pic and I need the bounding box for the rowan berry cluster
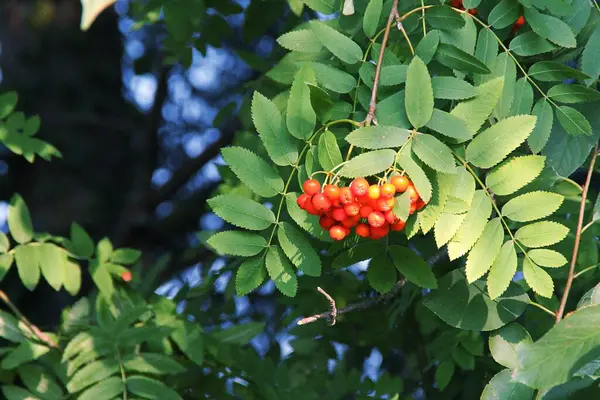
[297,175,425,241]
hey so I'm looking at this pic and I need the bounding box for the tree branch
[556,142,599,322]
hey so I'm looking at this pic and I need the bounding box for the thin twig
[556,142,599,323]
[365,0,400,126]
[297,280,406,326]
[0,290,58,348]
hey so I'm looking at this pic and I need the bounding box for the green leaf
[110,248,141,264]
[466,115,536,169]
[438,13,476,55]
[235,257,266,296]
[252,92,298,166]
[318,130,343,171]
[481,369,535,400]
[435,213,467,248]
[332,242,385,269]
[411,134,455,173]
[431,76,476,100]
[208,194,275,231]
[0,92,17,118]
[514,305,600,388]
[207,231,267,257]
[489,323,532,370]
[528,61,591,82]
[8,194,34,244]
[276,29,322,53]
[311,62,357,94]
[397,146,432,202]
[70,222,94,258]
[62,257,81,296]
[0,309,23,343]
[419,172,452,233]
[38,243,64,291]
[123,353,185,376]
[376,91,410,128]
[310,20,362,64]
[67,358,119,393]
[388,245,437,289]
[303,0,339,13]
[488,0,520,29]
[14,245,40,291]
[415,30,440,64]
[463,0,481,7]
[368,254,397,294]
[0,233,8,254]
[405,57,434,129]
[78,377,124,400]
[379,65,408,86]
[524,7,576,48]
[392,191,411,223]
[490,52,516,120]
[548,84,600,104]
[452,346,475,370]
[363,0,382,38]
[509,31,557,56]
[277,221,321,277]
[474,29,498,85]
[170,321,204,367]
[1,342,50,369]
[515,221,569,248]
[222,146,284,197]
[426,6,465,30]
[465,218,503,283]
[434,43,492,75]
[285,193,332,242]
[502,191,564,222]
[435,361,455,391]
[213,322,265,344]
[95,238,112,262]
[425,109,470,142]
[450,77,504,137]
[345,126,410,150]
[528,99,554,153]
[127,375,181,400]
[338,149,396,178]
[555,106,592,136]
[89,260,114,299]
[487,241,518,300]
[523,257,553,298]
[445,167,476,214]
[581,26,600,86]
[486,155,545,196]
[19,364,63,398]
[287,65,317,140]
[510,77,533,116]
[447,191,492,260]
[423,269,529,331]
[0,254,14,283]
[2,386,40,400]
[528,249,567,268]
[265,246,297,297]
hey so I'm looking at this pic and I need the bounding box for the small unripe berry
[332,207,347,222]
[350,178,369,197]
[303,179,321,196]
[390,175,410,193]
[368,211,386,228]
[323,184,340,201]
[319,215,336,230]
[368,185,381,200]
[381,183,396,199]
[297,193,311,209]
[312,193,332,212]
[355,223,370,238]
[343,202,360,216]
[339,187,355,205]
[329,225,347,241]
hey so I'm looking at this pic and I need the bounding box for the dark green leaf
[548,84,600,104]
[581,25,600,86]
[310,20,362,64]
[431,76,476,100]
[277,221,321,277]
[415,30,440,64]
[265,246,298,297]
[318,130,343,171]
[405,56,434,128]
[488,0,520,29]
[235,257,266,296]
[67,358,119,393]
[110,248,141,265]
[363,0,382,38]
[1,342,50,369]
[367,254,397,294]
[213,322,265,344]
[555,106,592,136]
[207,231,267,257]
[434,43,492,75]
[70,222,94,258]
[528,99,554,153]
[489,323,532,370]
[388,245,437,289]
[435,361,455,391]
[222,146,284,197]
[481,369,535,400]
[345,126,410,150]
[311,62,357,94]
[285,193,332,242]
[277,29,322,53]
[123,353,185,375]
[0,92,17,118]
[8,194,34,244]
[510,31,556,56]
[510,77,533,116]
[208,194,276,231]
[524,7,576,48]
[287,64,317,140]
[427,6,466,30]
[425,109,471,142]
[379,65,408,86]
[127,375,182,400]
[528,61,591,82]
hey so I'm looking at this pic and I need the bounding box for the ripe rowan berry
[381,183,396,199]
[356,194,371,205]
[390,175,410,193]
[416,199,426,210]
[409,202,418,215]
[121,270,132,282]
[350,178,369,197]
[319,215,335,230]
[297,193,311,209]
[304,199,320,215]
[343,202,360,216]
[384,210,398,224]
[355,223,370,238]
[332,207,347,222]
[341,215,360,228]
[391,220,406,231]
[329,225,346,241]
[303,179,320,196]
[312,193,332,212]
[370,225,390,239]
[406,185,420,202]
[359,205,374,218]
[368,211,386,228]
[339,187,355,205]
[512,15,525,32]
[368,185,381,200]
[323,184,340,201]
[376,197,395,212]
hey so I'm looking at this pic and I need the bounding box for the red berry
[390,175,410,193]
[368,185,381,200]
[121,271,132,282]
[357,194,371,205]
[368,211,386,228]
[304,199,321,215]
[385,210,398,224]
[297,193,311,209]
[319,215,335,230]
[344,202,360,216]
[370,225,390,239]
[359,205,374,218]
[350,178,369,197]
[416,199,426,210]
[409,202,418,215]
[312,193,332,212]
[406,185,420,202]
[329,225,347,241]
[303,179,320,196]
[356,223,370,238]
[381,183,396,199]
[391,220,406,231]
[376,197,395,212]
[339,187,355,205]
[332,207,347,222]
[323,184,340,201]
[341,215,360,228]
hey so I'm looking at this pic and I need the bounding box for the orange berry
[370,225,390,239]
[323,185,340,201]
[319,215,335,230]
[406,185,420,202]
[359,205,374,219]
[384,210,398,224]
[416,199,426,210]
[391,220,406,231]
[376,197,395,212]
[297,194,311,209]
[303,179,320,196]
[368,211,386,228]
[304,199,321,215]
[312,194,332,212]
[381,183,396,199]
[344,202,360,216]
[350,178,369,197]
[390,175,410,193]
[357,194,371,205]
[329,225,347,241]
[409,202,418,215]
[332,207,347,222]
[341,215,361,228]
[356,223,370,237]
[121,271,132,282]
[368,185,381,200]
[339,187,355,205]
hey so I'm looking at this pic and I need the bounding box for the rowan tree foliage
[2,0,600,398]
